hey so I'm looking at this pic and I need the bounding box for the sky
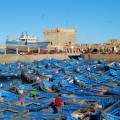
[0,0,120,44]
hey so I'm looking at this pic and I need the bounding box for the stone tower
[44,27,76,50]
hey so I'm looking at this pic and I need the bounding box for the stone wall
[1,53,120,63]
[84,54,120,62]
[0,54,69,63]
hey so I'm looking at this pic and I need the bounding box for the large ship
[6,32,49,53]
[6,32,48,47]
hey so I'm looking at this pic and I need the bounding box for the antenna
[6,35,17,41]
[65,19,69,28]
[6,35,9,41]
[57,17,60,28]
[73,26,77,32]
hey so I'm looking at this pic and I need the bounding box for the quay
[1,53,120,63]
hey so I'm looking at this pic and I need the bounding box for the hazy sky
[0,0,120,44]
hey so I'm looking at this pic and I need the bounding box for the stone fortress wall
[44,28,120,54]
[0,54,69,63]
